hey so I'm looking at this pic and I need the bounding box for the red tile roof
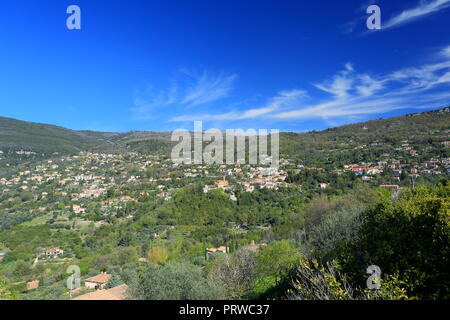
[214,180,229,186]
[84,273,111,284]
[72,284,128,300]
[207,246,228,253]
[27,280,40,290]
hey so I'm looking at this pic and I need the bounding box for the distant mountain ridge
[0,116,173,155]
[279,106,450,165]
[0,116,108,154]
[0,107,449,158]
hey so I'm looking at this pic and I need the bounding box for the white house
[84,272,111,290]
[45,248,64,259]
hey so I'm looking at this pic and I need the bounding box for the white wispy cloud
[132,85,178,120]
[442,45,450,58]
[181,70,237,107]
[172,45,450,123]
[131,70,237,119]
[313,63,355,98]
[273,54,450,120]
[344,0,450,34]
[384,0,450,29]
[171,89,307,122]
[387,60,450,92]
[356,74,385,97]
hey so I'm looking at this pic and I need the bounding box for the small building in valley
[84,272,111,290]
[205,246,229,260]
[45,248,64,259]
[27,280,40,291]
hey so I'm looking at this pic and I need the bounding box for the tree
[19,191,33,202]
[14,261,31,278]
[0,276,14,300]
[34,247,45,257]
[340,184,450,299]
[115,247,139,266]
[105,270,124,289]
[208,248,257,299]
[130,261,225,300]
[288,259,354,300]
[256,240,301,285]
[147,246,168,265]
[306,206,365,259]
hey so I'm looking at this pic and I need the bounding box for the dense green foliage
[130,261,225,300]
[280,107,450,166]
[339,184,450,299]
[0,108,449,300]
[282,183,450,300]
[1,107,449,162]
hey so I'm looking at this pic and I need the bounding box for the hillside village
[0,151,447,216]
[0,133,448,236]
[0,108,448,300]
[2,0,450,304]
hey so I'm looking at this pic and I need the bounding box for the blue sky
[0,0,449,132]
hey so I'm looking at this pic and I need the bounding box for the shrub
[306,206,365,259]
[340,184,450,299]
[130,261,225,300]
[287,259,354,300]
[147,246,169,265]
[208,248,257,299]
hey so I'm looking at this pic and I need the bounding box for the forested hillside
[1,107,449,161]
[0,107,448,301]
[280,107,450,165]
[0,117,110,154]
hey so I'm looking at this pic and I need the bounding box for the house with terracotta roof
[207,246,228,254]
[27,280,40,291]
[84,272,111,290]
[72,284,128,300]
[45,248,64,259]
[214,179,229,188]
[205,246,228,260]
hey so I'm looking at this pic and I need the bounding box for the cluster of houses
[201,166,289,199]
[0,152,161,223]
[342,156,449,183]
[0,145,447,226]
[25,248,65,291]
[205,240,267,260]
[25,270,128,300]
[0,154,116,203]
